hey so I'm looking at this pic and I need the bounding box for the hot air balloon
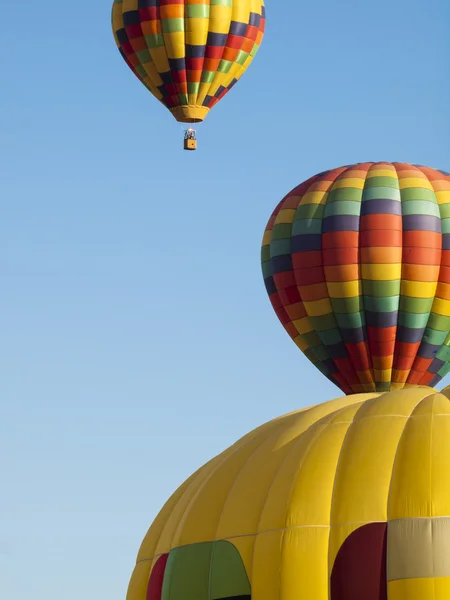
[126,385,450,600]
[111,0,266,150]
[261,162,450,395]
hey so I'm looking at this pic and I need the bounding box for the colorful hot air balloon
[261,162,450,395]
[111,0,266,150]
[126,385,450,600]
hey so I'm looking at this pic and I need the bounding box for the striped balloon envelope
[261,162,450,395]
[111,0,266,124]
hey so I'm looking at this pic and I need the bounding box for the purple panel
[397,326,425,344]
[360,199,401,215]
[322,215,360,233]
[291,234,322,252]
[365,311,398,328]
[402,214,441,232]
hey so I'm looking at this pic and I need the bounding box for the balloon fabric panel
[126,387,450,600]
[261,162,450,394]
[111,0,266,123]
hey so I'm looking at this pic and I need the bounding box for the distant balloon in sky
[111,0,266,150]
[261,162,450,394]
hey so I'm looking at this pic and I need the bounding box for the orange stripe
[324,264,359,282]
[401,264,440,282]
[360,246,403,263]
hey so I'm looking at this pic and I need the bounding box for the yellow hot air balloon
[127,385,450,600]
[111,0,266,150]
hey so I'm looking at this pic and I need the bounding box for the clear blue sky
[2,1,449,598]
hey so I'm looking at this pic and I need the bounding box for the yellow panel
[185,18,209,46]
[299,191,328,205]
[292,316,313,335]
[287,412,358,528]
[388,393,439,519]
[251,529,283,600]
[400,280,437,298]
[361,263,402,280]
[399,177,434,190]
[261,230,272,246]
[163,31,185,59]
[436,190,450,203]
[367,169,398,178]
[326,280,361,298]
[388,577,450,599]
[302,298,333,317]
[280,528,329,600]
[431,296,450,316]
[274,208,296,224]
[174,418,289,546]
[126,562,153,600]
[330,178,366,190]
[215,415,325,539]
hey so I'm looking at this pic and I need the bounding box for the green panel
[187,4,210,17]
[162,541,251,600]
[363,176,400,189]
[397,311,430,329]
[261,245,271,263]
[400,188,437,202]
[162,543,211,600]
[331,296,364,314]
[135,65,147,78]
[377,382,391,392]
[136,49,152,64]
[401,200,440,217]
[335,311,365,329]
[310,313,338,332]
[210,541,251,599]
[295,204,325,220]
[218,60,233,73]
[324,201,361,217]
[399,297,434,313]
[211,0,233,5]
[302,331,322,348]
[426,313,450,332]
[292,219,322,235]
[188,82,200,95]
[318,328,342,345]
[439,204,450,218]
[327,188,362,203]
[310,345,330,361]
[146,33,164,48]
[437,362,450,377]
[362,280,401,297]
[250,43,259,57]
[363,295,400,312]
[422,328,448,346]
[314,360,332,376]
[178,93,189,105]
[236,50,250,65]
[361,187,401,201]
[261,261,272,279]
[441,219,450,234]
[162,18,185,33]
[271,223,293,241]
[436,344,450,361]
[201,71,215,83]
[269,239,291,257]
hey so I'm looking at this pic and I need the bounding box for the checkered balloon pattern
[111,0,266,123]
[261,163,450,395]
